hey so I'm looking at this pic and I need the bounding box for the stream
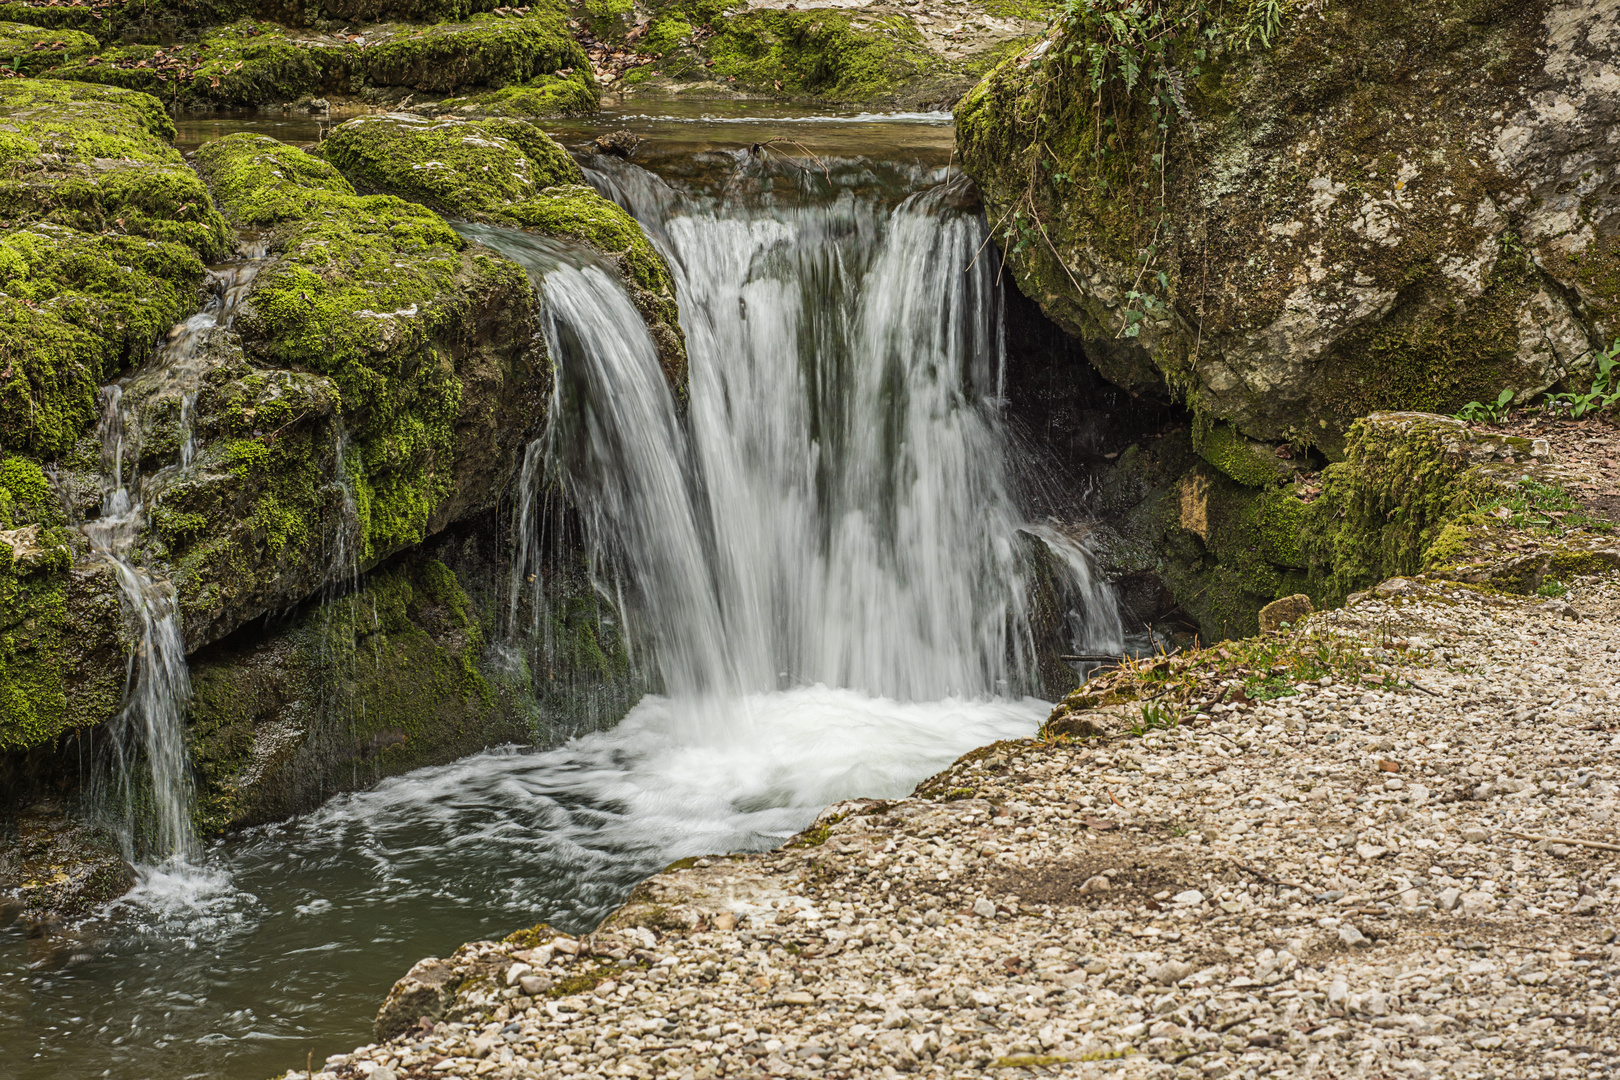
[1,109,1119,1080]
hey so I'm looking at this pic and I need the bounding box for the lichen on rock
[958,0,1619,453]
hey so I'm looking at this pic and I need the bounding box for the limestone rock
[374,956,459,1041]
[959,1,1620,451]
[1259,594,1314,633]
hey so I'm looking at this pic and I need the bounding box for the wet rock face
[959,0,1620,452]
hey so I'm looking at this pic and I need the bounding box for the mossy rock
[0,223,204,459]
[956,0,1614,453]
[0,79,228,258]
[191,133,549,592]
[317,114,686,389]
[43,20,337,109]
[318,112,583,219]
[432,73,599,118]
[616,1,1051,107]
[0,21,97,74]
[185,536,539,836]
[359,8,591,95]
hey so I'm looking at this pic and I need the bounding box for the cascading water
[483,154,1122,707]
[80,259,263,862]
[5,130,1126,1080]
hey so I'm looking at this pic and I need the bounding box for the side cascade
[76,259,264,864]
[482,155,1124,709]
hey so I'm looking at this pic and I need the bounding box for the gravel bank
[287,574,1620,1080]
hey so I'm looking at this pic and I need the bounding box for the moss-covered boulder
[958,1,1618,453]
[185,542,530,835]
[432,75,598,118]
[359,9,590,94]
[603,0,1054,108]
[0,455,124,753]
[1300,411,1612,604]
[148,133,551,650]
[0,79,228,256]
[0,21,97,73]
[319,113,687,388]
[43,20,339,109]
[40,6,594,110]
[318,112,582,216]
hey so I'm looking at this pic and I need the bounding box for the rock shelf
[290,573,1620,1080]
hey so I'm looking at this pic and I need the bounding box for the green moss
[439,73,599,118]
[318,113,582,219]
[1192,417,1293,487]
[1297,414,1491,604]
[0,223,203,458]
[0,22,97,74]
[360,8,592,94]
[187,552,524,836]
[196,133,488,560]
[503,185,687,387]
[665,8,948,101]
[0,79,227,259]
[43,21,331,108]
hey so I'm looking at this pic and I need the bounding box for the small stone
[1147,960,1194,985]
[518,974,550,996]
[1076,875,1111,896]
[1338,925,1370,948]
[1462,827,1490,844]
[1259,594,1314,632]
[1384,778,1404,790]
[777,990,816,1006]
[972,897,997,918]
[1326,978,1349,1007]
[1173,889,1205,905]
[1437,887,1462,912]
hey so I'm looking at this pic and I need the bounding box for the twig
[1229,859,1281,886]
[1504,831,1620,853]
[1061,654,1124,662]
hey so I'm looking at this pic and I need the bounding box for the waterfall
[79,260,264,863]
[473,157,1122,708]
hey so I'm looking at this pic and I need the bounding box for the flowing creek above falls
[1,112,1123,1080]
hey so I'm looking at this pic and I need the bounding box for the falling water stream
[2,120,1121,1080]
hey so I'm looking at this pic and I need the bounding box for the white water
[80,261,263,863]
[482,159,1121,707]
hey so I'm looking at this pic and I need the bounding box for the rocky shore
[287,565,1620,1080]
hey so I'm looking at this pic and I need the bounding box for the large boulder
[958,0,1619,453]
[319,112,688,388]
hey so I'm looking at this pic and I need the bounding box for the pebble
[291,575,1620,1079]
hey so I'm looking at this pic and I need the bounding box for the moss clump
[1192,417,1294,488]
[45,20,332,109]
[503,186,686,385]
[0,22,97,74]
[360,8,592,94]
[1297,414,1492,604]
[0,79,228,258]
[315,114,685,389]
[318,113,582,219]
[0,223,203,458]
[436,73,599,118]
[0,456,122,752]
[187,551,530,835]
[197,133,488,560]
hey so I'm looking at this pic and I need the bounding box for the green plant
[1454,388,1513,424]
[1129,700,1180,735]
[1542,339,1620,418]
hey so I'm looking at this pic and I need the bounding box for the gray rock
[1338,925,1370,949]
